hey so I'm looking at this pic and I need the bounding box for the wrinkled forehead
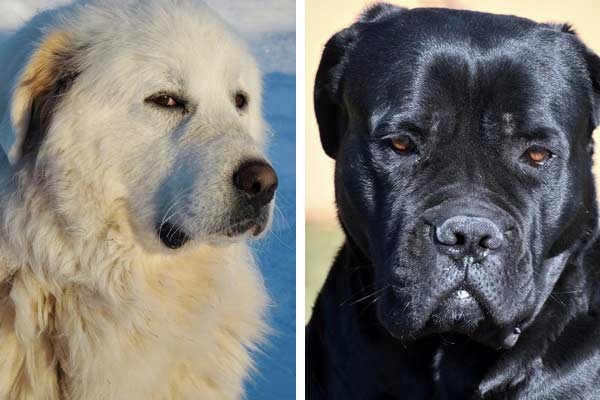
[346,27,587,140]
[75,3,261,99]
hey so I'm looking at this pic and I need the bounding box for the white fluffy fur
[0,1,273,398]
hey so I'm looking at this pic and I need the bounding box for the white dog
[0,0,278,398]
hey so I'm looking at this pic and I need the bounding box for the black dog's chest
[373,344,493,400]
[430,345,491,400]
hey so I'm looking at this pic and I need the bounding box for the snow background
[0,1,296,399]
[0,0,295,74]
[249,73,296,399]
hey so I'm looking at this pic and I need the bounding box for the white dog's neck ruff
[0,166,268,400]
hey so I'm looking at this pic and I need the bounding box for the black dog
[307,4,600,399]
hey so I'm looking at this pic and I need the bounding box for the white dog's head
[8,0,277,251]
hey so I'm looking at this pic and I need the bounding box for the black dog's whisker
[344,286,389,307]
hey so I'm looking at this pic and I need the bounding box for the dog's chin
[157,222,191,250]
[156,210,271,250]
[223,216,269,238]
[381,290,522,349]
[423,290,487,334]
[381,297,482,340]
[221,205,272,238]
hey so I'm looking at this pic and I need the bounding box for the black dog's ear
[547,23,600,129]
[314,3,405,159]
[314,27,357,159]
[584,48,600,129]
[359,2,401,23]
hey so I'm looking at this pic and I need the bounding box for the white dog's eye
[145,93,188,112]
[234,91,248,110]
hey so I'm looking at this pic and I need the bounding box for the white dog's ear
[9,31,80,162]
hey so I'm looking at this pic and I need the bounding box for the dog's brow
[430,113,441,133]
[372,111,426,136]
[372,119,422,137]
[368,108,390,134]
[502,113,515,135]
[521,126,563,139]
[390,118,424,135]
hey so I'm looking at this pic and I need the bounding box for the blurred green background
[305,223,343,321]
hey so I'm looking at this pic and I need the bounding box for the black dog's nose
[435,215,503,259]
[233,160,278,208]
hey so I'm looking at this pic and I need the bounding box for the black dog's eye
[523,146,553,167]
[146,93,187,112]
[234,91,248,110]
[389,136,417,155]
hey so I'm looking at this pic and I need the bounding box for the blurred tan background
[305,0,600,321]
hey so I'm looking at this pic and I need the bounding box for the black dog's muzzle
[408,200,525,341]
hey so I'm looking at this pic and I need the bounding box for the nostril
[479,235,491,249]
[435,227,466,246]
[478,234,503,250]
[480,233,503,250]
[251,181,262,195]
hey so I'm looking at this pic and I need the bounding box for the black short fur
[307,4,600,399]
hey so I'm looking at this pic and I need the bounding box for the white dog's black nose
[434,215,503,260]
[233,160,278,208]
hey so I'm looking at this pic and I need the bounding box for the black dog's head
[315,4,600,348]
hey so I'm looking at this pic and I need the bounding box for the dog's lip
[401,286,486,335]
[156,222,190,249]
[225,217,268,237]
[438,289,482,316]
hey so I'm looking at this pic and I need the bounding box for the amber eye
[235,92,248,110]
[524,146,552,167]
[389,136,417,155]
[146,93,186,111]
